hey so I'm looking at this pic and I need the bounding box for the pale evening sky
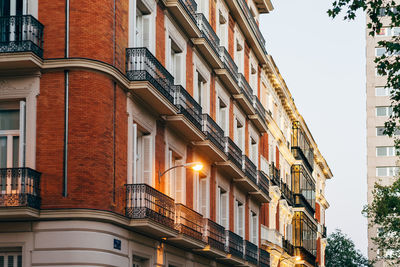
[260,0,368,255]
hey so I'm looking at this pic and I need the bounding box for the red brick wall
[315,202,321,223]
[210,74,216,120]
[244,43,250,81]
[228,15,235,58]
[276,146,280,168]
[245,120,249,156]
[210,0,216,31]
[229,98,234,139]
[317,237,321,265]
[260,203,269,227]
[186,43,194,95]
[156,3,166,66]
[115,0,129,72]
[155,120,166,192]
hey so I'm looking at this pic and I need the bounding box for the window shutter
[175,159,185,204]
[132,124,137,183]
[19,100,25,167]
[142,15,151,49]
[142,135,152,185]
[221,192,228,228]
[234,201,238,234]
[216,187,221,223]
[200,178,207,217]
[220,107,227,135]
[194,70,199,102]
[193,172,199,211]
[252,214,257,243]
[168,150,173,197]
[238,204,244,237]
[175,53,182,85]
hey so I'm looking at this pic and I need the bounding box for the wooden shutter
[216,187,221,223]
[142,135,152,185]
[200,178,207,217]
[238,203,244,237]
[220,107,227,135]
[175,53,182,85]
[142,15,151,49]
[221,191,228,228]
[18,100,25,167]
[132,124,137,183]
[175,159,185,204]
[252,213,257,243]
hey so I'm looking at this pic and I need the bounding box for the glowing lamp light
[191,163,203,171]
[295,256,301,262]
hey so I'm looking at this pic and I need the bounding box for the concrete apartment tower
[366,8,399,266]
[0,0,332,266]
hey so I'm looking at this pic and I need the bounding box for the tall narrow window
[168,150,185,204]
[218,10,228,47]
[199,177,208,217]
[132,124,153,185]
[197,0,209,19]
[194,71,206,110]
[218,98,228,135]
[250,63,257,93]
[235,40,244,73]
[168,37,183,85]
[135,5,152,49]
[0,247,22,267]
[217,187,228,228]
[235,200,244,237]
[250,211,258,244]
[234,119,244,152]
[249,136,258,166]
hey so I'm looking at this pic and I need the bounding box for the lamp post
[158,162,203,183]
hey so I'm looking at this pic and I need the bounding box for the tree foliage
[326,229,371,267]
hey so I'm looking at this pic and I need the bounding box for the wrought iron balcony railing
[224,136,243,170]
[175,203,203,241]
[282,237,294,256]
[238,73,254,105]
[0,168,41,209]
[281,182,293,206]
[225,230,244,258]
[219,46,239,82]
[203,218,226,251]
[125,184,175,229]
[173,85,203,130]
[269,162,280,186]
[322,225,327,238]
[0,15,44,57]
[243,155,257,184]
[258,171,269,196]
[295,246,316,266]
[244,240,258,265]
[126,47,175,104]
[195,13,220,56]
[178,0,197,23]
[253,95,266,121]
[237,0,267,54]
[259,248,271,267]
[202,114,225,152]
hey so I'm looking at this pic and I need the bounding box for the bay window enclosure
[291,164,315,215]
[292,121,314,171]
[293,211,317,265]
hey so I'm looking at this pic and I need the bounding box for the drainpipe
[63,0,70,197]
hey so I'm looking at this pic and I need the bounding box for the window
[196,0,209,19]
[376,47,387,57]
[376,146,397,156]
[375,87,390,96]
[217,9,228,47]
[134,4,152,49]
[376,166,399,177]
[235,200,244,237]
[194,70,206,110]
[250,211,258,244]
[217,187,228,228]
[199,177,208,217]
[249,63,257,93]
[235,39,244,73]
[376,106,393,117]
[377,126,400,136]
[167,150,185,203]
[0,247,22,267]
[217,98,228,135]
[249,136,258,166]
[168,37,183,85]
[132,124,152,185]
[234,118,244,152]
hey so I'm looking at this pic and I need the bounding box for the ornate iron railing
[173,85,203,130]
[259,248,270,267]
[126,47,175,104]
[175,203,204,241]
[237,0,267,54]
[225,230,244,258]
[224,137,243,170]
[269,162,280,186]
[253,95,266,122]
[281,181,293,206]
[0,168,41,209]
[203,218,226,251]
[125,184,175,229]
[0,15,44,57]
[202,114,225,152]
[243,155,257,184]
[258,171,269,196]
[238,73,254,105]
[195,13,220,55]
[244,240,258,265]
[282,237,294,256]
[219,46,239,82]
[322,225,327,238]
[178,0,197,23]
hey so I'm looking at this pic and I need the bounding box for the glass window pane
[376,107,387,116]
[376,48,386,57]
[375,87,387,96]
[376,147,387,156]
[377,127,385,136]
[377,167,387,176]
[13,136,19,168]
[0,136,6,168]
[0,110,19,130]
[393,27,400,36]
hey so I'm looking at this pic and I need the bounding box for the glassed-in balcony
[0,15,44,57]
[203,218,226,251]
[292,121,314,172]
[291,164,316,216]
[0,167,41,210]
[244,240,258,265]
[175,203,203,241]
[173,85,203,131]
[225,230,244,259]
[293,211,317,266]
[242,155,257,184]
[259,248,271,267]
[269,162,280,187]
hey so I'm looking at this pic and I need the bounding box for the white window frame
[216,0,229,48]
[132,123,154,185]
[250,210,258,244]
[376,146,396,157]
[235,199,245,238]
[217,186,229,229]
[376,106,393,117]
[376,166,399,177]
[129,0,156,52]
[193,54,211,113]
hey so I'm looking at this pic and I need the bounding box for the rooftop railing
[175,203,203,241]
[224,137,243,170]
[243,155,257,184]
[0,167,41,209]
[219,46,239,82]
[195,13,220,55]
[126,183,175,229]
[173,85,203,130]
[126,47,175,104]
[202,114,225,152]
[203,218,226,251]
[0,15,44,57]
[225,230,244,258]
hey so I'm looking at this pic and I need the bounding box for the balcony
[258,171,270,197]
[292,122,314,172]
[125,184,177,238]
[244,240,258,265]
[282,237,294,256]
[243,155,257,184]
[194,114,227,161]
[225,230,244,259]
[0,168,41,219]
[293,211,317,266]
[234,74,256,114]
[0,15,44,70]
[196,218,227,257]
[280,182,293,206]
[269,163,280,186]
[261,226,282,248]
[169,203,205,248]
[162,0,201,37]
[292,165,316,216]
[215,47,241,95]
[249,95,268,132]
[216,137,244,178]
[192,13,222,68]
[295,246,316,266]
[259,248,271,267]
[165,85,204,141]
[126,47,177,115]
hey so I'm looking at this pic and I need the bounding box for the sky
[260,0,368,256]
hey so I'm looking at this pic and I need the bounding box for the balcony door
[0,0,24,44]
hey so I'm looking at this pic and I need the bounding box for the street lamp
[158,162,203,182]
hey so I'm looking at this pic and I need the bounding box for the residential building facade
[0,0,332,266]
[366,8,399,266]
